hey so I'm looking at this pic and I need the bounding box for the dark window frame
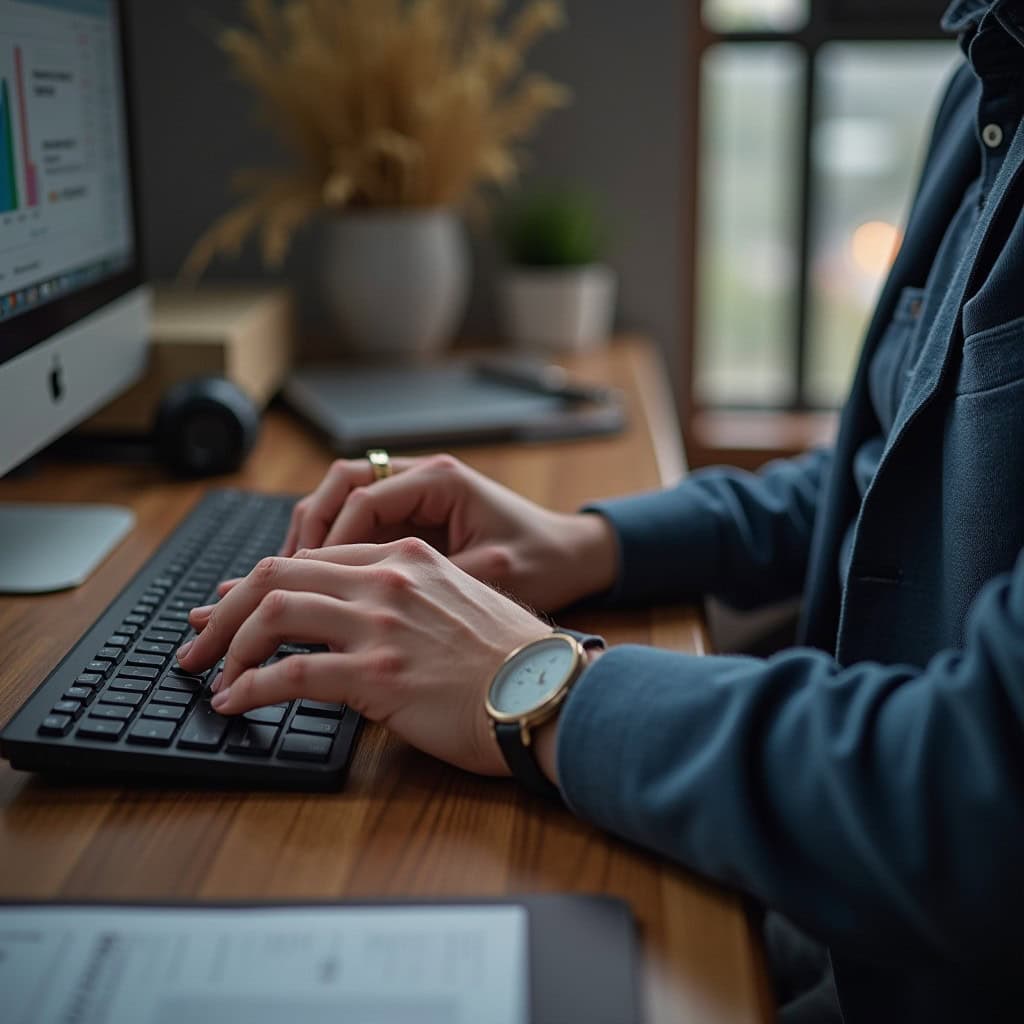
[684,2,949,424]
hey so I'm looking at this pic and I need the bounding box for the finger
[216,590,354,691]
[177,557,360,673]
[323,456,463,547]
[217,578,243,596]
[279,502,305,556]
[290,542,397,567]
[211,651,364,716]
[188,603,216,630]
[296,460,378,553]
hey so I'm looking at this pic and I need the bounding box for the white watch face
[488,636,577,717]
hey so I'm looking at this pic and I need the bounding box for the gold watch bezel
[484,632,586,747]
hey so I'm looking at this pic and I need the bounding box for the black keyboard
[0,490,361,789]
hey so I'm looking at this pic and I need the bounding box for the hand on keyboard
[277,453,619,614]
[177,537,550,776]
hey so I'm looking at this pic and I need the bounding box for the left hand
[175,538,551,775]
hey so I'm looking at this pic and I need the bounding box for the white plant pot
[317,209,470,359]
[499,264,617,352]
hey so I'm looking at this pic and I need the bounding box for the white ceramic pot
[317,209,470,359]
[499,264,617,352]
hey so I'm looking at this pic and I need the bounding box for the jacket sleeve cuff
[582,486,722,607]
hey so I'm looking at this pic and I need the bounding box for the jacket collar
[943,0,1024,46]
[943,0,997,32]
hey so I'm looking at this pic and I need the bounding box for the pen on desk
[473,360,620,405]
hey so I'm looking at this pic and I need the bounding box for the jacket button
[982,123,1004,149]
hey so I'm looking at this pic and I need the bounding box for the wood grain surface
[0,338,771,1024]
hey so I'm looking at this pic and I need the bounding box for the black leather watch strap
[555,628,606,652]
[494,721,563,802]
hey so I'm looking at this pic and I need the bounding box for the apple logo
[49,359,65,402]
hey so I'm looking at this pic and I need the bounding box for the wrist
[534,645,604,786]
[561,512,619,604]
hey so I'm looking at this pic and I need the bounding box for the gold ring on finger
[367,449,393,482]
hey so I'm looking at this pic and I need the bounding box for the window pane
[805,42,959,407]
[696,44,804,407]
[703,0,809,32]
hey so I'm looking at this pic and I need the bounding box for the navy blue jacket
[556,8,1024,1020]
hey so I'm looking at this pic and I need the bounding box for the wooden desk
[0,338,771,1024]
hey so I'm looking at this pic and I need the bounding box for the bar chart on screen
[0,0,133,312]
[0,75,18,214]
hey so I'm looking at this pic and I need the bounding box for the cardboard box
[80,284,294,434]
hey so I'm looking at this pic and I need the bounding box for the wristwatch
[485,630,604,801]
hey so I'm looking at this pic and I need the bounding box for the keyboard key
[226,722,278,756]
[117,666,160,681]
[242,705,287,726]
[279,732,333,762]
[152,621,187,637]
[52,699,83,718]
[297,700,346,718]
[160,673,203,692]
[124,613,148,626]
[277,643,315,657]
[105,633,132,649]
[177,703,229,751]
[126,653,165,668]
[115,623,140,637]
[39,714,73,737]
[74,672,103,689]
[94,647,124,663]
[144,630,182,645]
[89,704,134,721]
[109,677,153,694]
[127,719,177,746]
[85,660,113,678]
[142,703,186,722]
[289,715,339,737]
[77,719,125,741]
[99,691,143,707]
[134,641,174,657]
[63,686,95,703]
[159,609,191,622]
[152,689,193,706]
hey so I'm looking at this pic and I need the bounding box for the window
[690,1,957,417]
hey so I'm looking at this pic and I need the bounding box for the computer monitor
[0,0,148,593]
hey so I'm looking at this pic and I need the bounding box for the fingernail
[177,639,193,661]
[210,671,224,693]
[191,604,214,617]
[211,691,228,710]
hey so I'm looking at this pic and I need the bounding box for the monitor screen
[0,0,139,359]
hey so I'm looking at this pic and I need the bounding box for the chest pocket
[956,314,1024,395]
[869,286,926,431]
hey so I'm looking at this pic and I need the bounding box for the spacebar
[177,702,229,750]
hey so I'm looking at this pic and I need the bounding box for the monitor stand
[0,504,135,594]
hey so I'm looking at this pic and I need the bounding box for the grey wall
[127,1,686,398]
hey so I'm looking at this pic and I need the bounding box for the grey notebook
[284,359,626,455]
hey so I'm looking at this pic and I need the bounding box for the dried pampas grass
[184,0,570,279]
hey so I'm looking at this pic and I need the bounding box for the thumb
[450,543,513,587]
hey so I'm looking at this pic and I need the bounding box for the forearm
[545,566,1024,975]
[586,447,833,610]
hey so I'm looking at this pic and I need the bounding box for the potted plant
[498,188,616,352]
[185,0,570,359]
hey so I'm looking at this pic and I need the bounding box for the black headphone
[154,377,261,477]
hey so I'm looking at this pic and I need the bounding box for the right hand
[276,453,619,613]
